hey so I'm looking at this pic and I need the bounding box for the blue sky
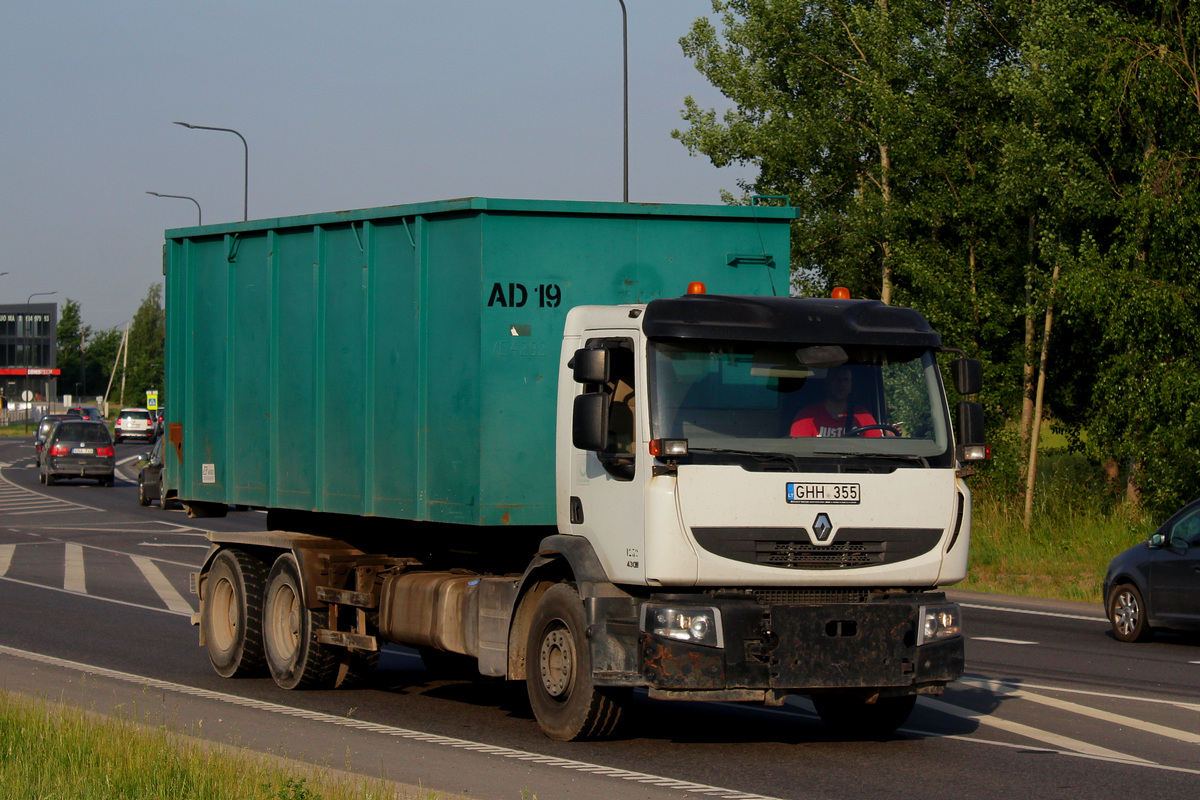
[0,1,755,330]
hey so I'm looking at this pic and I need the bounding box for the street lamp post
[618,0,628,203]
[146,191,202,225]
[24,291,57,429]
[173,121,248,221]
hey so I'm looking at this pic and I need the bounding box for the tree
[123,284,165,406]
[55,299,90,398]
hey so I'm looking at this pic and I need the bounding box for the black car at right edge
[1104,497,1200,642]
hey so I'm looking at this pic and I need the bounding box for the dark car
[39,419,116,487]
[136,436,177,509]
[1104,498,1200,641]
[34,412,82,467]
[67,405,106,423]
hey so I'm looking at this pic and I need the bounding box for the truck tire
[201,549,268,678]
[263,553,336,690]
[811,693,917,738]
[1108,583,1153,642]
[525,582,625,741]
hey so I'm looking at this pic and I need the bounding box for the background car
[1103,498,1200,641]
[33,412,81,467]
[136,436,177,509]
[40,419,115,487]
[67,405,105,423]
[114,407,155,443]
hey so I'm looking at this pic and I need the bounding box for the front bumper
[630,593,963,699]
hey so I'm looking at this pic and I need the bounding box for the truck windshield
[648,341,951,464]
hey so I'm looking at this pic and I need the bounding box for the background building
[0,302,59,405]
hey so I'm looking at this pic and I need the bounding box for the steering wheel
[845,423,902,437]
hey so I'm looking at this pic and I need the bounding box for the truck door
[568,335,646,583]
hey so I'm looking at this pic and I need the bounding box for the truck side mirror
[573,392,610,451]
[951,358,983,395]
[572,348,609,385]
[956,400,986,461]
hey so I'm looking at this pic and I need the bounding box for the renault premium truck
[165,197,985,741]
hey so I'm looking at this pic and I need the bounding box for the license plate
[786,482,860,504]
[72,448,94,455]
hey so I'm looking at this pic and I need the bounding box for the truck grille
[691,527,942,570]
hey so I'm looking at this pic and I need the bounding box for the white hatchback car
[114,408,155,443]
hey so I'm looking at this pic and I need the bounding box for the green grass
[0,690,445,800]
[957,447,1156,603]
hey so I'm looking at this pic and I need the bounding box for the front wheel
[201,549,268,678]
[263,553,336,689]
[1108,584,1153,642]
[137,477,151,506]
[525,583,626,741]
[811,693,917,738]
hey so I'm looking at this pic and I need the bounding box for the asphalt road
[1,435,1197,800]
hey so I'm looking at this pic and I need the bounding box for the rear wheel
[137,477,151,506]
[201,549,268,678]
[45,473,56,486]
[263,553,336,689]
[811,693,917,738]
[526,583,626,741]
[1108,584,1153,642]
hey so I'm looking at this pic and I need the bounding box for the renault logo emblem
[812,513,834,542]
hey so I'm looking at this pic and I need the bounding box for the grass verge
[0,690,443,800]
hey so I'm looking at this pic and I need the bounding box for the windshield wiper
[688,447,799,468]
[814,451,929,467]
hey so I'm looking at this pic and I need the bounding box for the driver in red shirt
[790,365,883,438]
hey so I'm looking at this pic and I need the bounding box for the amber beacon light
[687,281,707,295]
[831,286,851,299]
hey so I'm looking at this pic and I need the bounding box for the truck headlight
[639,604,724,648]
[917,603,962,645]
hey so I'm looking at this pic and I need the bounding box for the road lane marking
[63,543,86,594]
[0,644,786,800]
[919,695,1154,763]
[960,678,1200,742]
[959,601,1105,623]
[0,471,105,513]
[131,555,194,614]
[0,544,12,576]
[962,673,1200,713]
[972,637,1038,645]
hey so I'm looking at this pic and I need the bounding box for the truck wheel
[201,549,268,678]
[811,693,916,738]
[526,583,625,741]
[263,553,336,690]
[1108,584,1153,642]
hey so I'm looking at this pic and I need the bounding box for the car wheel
[101,473,115,487]
[138,477,151,506]
[1108,583,1154,642]
[45,473,56,486]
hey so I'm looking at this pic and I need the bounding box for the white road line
[919,695,1154,763]
[972,637,1038,645]
[959,601,1105,623]
[0,645,785,800]
[960,678,1200,738]
[0,544,13,576]
[63,543,86,594]
[131,555,194,614]
[0,573,185,616]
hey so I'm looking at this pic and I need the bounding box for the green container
[164,197,796,526]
